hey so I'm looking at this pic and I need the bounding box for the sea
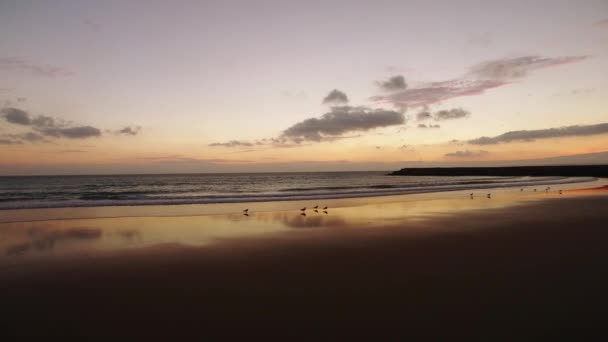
[0,172,594,210]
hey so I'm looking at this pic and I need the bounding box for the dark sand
[2,195,608,340]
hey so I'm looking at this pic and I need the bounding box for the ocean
[0,172,594,210]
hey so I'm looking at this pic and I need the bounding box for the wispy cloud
[209,140,256,148]
[371,55,587,108]
[469,123,608,145]
[445,150,489,158]
[137,155,250,164]
[416,110,432,121]
[418,124,440,129]
[469,56,587,81]
[0,57,72,78]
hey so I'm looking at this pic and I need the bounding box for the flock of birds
[469,186,563,199]
[243,187,566,215]
[243,205,329,216]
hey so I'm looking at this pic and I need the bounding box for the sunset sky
[1,0,608,175]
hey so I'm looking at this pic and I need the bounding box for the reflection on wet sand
[1,182,607,263]
[5,227,102,256]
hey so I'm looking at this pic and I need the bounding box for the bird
[243,213,249,216]
[487,193,491,199]
[533,189,537,192]
[243,209,249,213]
[323,210,328,214]
[300,207,306,212]
[469,193,474,198]
[521,188,524,192]
[314,209,318,213]
[545,187,551,193]
[323,206,328,210]
[313,205,319,209]
[300,212,306,216]
[559,190,563,195]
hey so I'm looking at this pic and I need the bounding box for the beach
[2,181,608,339]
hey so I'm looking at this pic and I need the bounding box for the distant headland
[388,165,608,177]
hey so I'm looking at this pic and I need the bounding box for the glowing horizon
[1,0,608,175]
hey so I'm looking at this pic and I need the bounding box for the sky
[1,0,607,175]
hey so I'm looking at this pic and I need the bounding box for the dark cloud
[1,107,30,125]
[322,89,349,105]
[469,123,608,145]
[0,138,22,145]
[469,55,588,81]
[371,55,587,108]
[31,115,65,128]
[445,150,489,158]
[1,107,110,141]
[282,106,405,142]
[0,57,72,78]
[434,108,470,121]
[116,126,142,136]
[39,126,102,139]
[418,124,440,129]
[377,75,407,91]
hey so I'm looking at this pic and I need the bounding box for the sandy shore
[2,188,608,339]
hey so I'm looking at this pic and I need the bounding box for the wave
[0,176,595,210]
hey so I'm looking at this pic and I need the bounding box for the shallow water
[2,177,605,264]
[0,172,594,209]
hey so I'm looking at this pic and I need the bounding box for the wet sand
[2,188,608,339]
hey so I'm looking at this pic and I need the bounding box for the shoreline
[0,175,600,212]
[1,176,605,224]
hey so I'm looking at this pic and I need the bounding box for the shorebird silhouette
[559,190,563,195]
[545,187,551,193]
[300,212,306,216]
[469,193,474,198]
[487,193,491,199]
[323,206,328,210]
[243,213,249,216]
[300,207,306,212]
[323,210,328,214]
[314,209,319,213]
[313,205,318,209]
[243,209,248,213]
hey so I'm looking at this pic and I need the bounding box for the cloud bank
[1,107,139,144]
[282,106,405,142]
[469,123,608,145]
